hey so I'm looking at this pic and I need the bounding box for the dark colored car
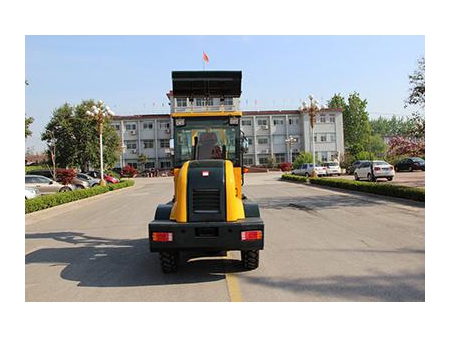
[347,160,370,175]
[394,157,425,172]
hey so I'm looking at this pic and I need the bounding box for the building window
[160,160,172,169]
[125,123,136,130]
[257,119,268,126]
[159,121,170,130]
[247,138,253,145]
[329,133,336,142]
[127,162,138,168]
[273,135,284,145]
[329,114,336,123]
[258,155,269,165]
[125,140,137,150]
[320,134,327,142]
[273,119,284,125]
[319,114,326,123]
[144,161,155,169]
[316,152,327,162]
[160,139,170,148]
[257,137,269,145]
[112,124,120,131]
[143,121,153,129]
[243,157,254,165]
[224,98,233,106]
[176,98,187,107]
[289,118,299,125]
[196,98,213,106]
[242,119,252,126]
[143,139,154,149]
[275,153,285,163]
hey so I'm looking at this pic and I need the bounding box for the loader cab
[172,116,243,168]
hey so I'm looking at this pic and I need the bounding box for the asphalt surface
[25,172,425,301]
[339,170,425,188]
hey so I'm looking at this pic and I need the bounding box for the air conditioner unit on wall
[261,125,269,130]
[130,130,136,135]
[131,149,137,154]
[262,149,269,154]
[165,129,170,134]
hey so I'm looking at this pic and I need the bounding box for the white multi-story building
[111,92,344,169]
[240,109,344,166]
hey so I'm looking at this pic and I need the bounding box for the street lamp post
[301,94,326,178]
[285,135,297,164]
[86,100,114,186]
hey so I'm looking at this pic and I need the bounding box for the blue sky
[25,35,424,152]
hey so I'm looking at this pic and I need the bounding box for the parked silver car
[25,175,75,194]
[292,163,327,177]
[27,169,89,189]
[76,173,100,187]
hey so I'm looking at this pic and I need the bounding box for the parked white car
[323,162,342,176]
[292,163,327,177]
[354,160,395,182]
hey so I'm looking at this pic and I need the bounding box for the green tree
[362,134,387,159]
[342,93,371,155]
[25,116,34,138]
[293,151,313,168]
[327,93,346,110]
[42,100,121,169]
[405,57,425,109]
[138,153,148,172]
[405,57,425,139]
[25,80,34,138]
[370,115,414,137]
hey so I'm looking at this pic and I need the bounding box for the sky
[25,35,424,153]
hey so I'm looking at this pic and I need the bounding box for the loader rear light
[243,167,249,173]
[152,232,173,242]
[241,230,263,241]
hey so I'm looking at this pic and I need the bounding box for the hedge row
[25,180,135,214]
[280,174,309,183]
[281,174,425,202]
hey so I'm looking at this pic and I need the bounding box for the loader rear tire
[241,250,259,270]
[159,251,179,273]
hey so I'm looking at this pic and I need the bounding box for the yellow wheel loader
[148,71,264,273]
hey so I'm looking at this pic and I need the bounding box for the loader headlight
[175,118,185,127]
[229,117,239,125]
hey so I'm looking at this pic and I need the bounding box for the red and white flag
[203,51,209,63]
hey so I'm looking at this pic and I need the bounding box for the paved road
[338,171,425,188]
[25,172,424,301]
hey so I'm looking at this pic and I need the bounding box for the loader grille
[192,189,221,213]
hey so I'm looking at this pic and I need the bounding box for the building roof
[243,108,343,116]
[112,114,170,121]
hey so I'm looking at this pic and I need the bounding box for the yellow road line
[225,252,243,302]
